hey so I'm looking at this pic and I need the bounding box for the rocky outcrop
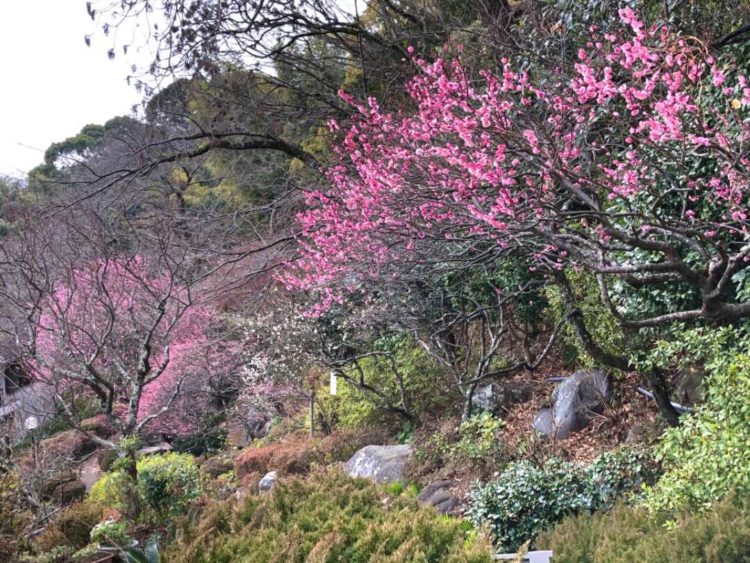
[17,430,96,471]
[344,444,412,484]
[416,480,459,514]
[200,454,234,478]
[533,370,611,439]
[471,382,534,415]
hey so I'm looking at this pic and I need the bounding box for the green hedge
[639,327,750,514]
[538,493,750,562]
[163,470,493,562]
[466,449,658,551]
[90,452,200,523]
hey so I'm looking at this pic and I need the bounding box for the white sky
[0,1,148,178]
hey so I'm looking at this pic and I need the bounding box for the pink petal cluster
[285,10,750,312]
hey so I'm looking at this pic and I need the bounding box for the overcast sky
[0,1,149,178]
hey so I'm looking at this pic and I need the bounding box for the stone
[200,454,234,478]
[344,444,412,484]
[258,470,278,492]
[136,442,171,458]
[226,412,273,449]
[534,370,611,439]
[41,470,78,497]
[39,430,96,461]
[532,408,554,436]
[80,414,114,438]
[471,382,533,415]
[416,480,459,514]
[80,455,104,493]
[51,479,86,505]
[226,420,252,449]
[673,366,705,405]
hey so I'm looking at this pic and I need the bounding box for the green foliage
[632,323,744,374]
[163,471,493,562]
[170,418,227,456]
[642,338,750,514]
[416,413,507,474]
[452,412,506,462]
[32,501,104,554]
[90,520,131,548]
[632,325,750,513]
[123,537,161,563]
[320,338,446,427]
[0,469,33,560]
[546,270,624,367]
[90,453,201,523]
[538,492,750,562]
[467,449,658,551]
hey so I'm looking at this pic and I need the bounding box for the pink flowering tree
[29,253,234,517]
[288,8,750,424]
[33,256,224,440]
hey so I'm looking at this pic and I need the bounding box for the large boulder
[344,444,412,484]
[50,479,87,505]
[258,471,278,493]
[533,370,611,439]
[17,430,96,469]
[416,480,459,515]
[80,414,114,438]
[471,382,533,414]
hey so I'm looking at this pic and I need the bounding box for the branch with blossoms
[287,6,750,329]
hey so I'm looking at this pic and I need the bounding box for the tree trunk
[646,367,680,427]
[121,441,141,521]
[461,382,477,421]
[556,272,681,426]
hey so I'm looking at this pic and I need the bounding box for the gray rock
[673,366,705,405]
[535,370,611,439]
[471,382,533,414]
[136,442,172,458]
[258,470,278,492]
[417,480,459,514]
[532,408,554,436]
[226,411,273,449]
[345,444,413,484]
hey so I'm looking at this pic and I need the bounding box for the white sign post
[329,371,338,396]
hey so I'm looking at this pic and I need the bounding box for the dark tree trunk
[646,367,681,427]
[557,272,681,426]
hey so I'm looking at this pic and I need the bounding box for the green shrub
[546,270,624,367]
[415,413,507,475]
[171,413,227,455]
[466,449,658,551]
[90,520,131,548]
[163,471,493,562]
[32,501,104,554]
[319,338,449,427]
[538,492,750,562]
[0,470,33,560]
[645,354,750,513]
[637,326,750,514]
[90,452,201,523]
